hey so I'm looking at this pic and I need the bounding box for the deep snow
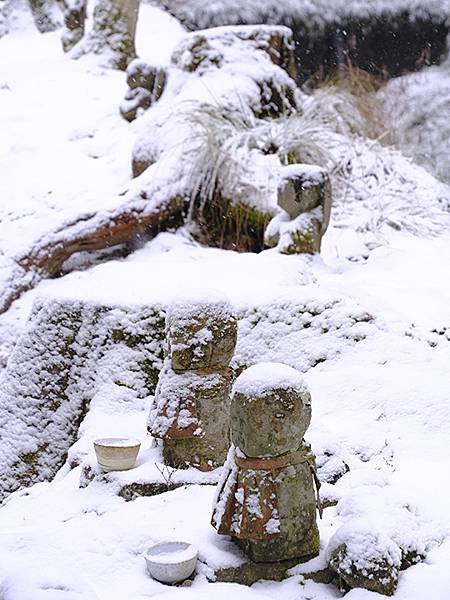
[0,3,450,600]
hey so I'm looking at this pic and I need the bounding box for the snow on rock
[327,517,402,595]
[326,486,445,594]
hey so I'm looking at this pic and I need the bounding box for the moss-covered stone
[0,298,166,503]
[329,542,399,596]
[167,301,237,372]
[281,221,322,255]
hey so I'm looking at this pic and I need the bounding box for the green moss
[194,198,273,253]
[281,228,319,255]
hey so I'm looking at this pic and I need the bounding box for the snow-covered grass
[380,64,450,184]
[1,4,450,600]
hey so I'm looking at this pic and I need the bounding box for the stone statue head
[230,362,311,457]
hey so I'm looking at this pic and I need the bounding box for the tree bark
[0,195,186,315]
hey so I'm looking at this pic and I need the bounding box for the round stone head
[166,298,237,372]
[230,363,311,458]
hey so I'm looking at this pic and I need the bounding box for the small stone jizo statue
[212,362,320,562]
[148,298,237,471]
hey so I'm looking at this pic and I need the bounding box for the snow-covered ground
[1,3,450,600]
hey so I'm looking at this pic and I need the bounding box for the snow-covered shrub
[330,137,450,237]
[380,65,450,184]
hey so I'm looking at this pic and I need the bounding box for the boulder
[327,519,402,596]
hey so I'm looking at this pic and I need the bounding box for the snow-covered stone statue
[265,164,332,255]
[212,362,320,562]
[120,59,166,123]
[148,299,237,471]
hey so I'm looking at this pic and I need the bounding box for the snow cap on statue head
[230,362,311,458]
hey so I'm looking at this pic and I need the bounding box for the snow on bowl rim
[93,437,141,448]
[145,541,198,565]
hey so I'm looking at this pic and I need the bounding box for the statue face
[230,387,311,458]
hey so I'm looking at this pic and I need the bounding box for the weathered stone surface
[70,0,139,70]
[120,87,153,122]
[148,299,237,471]
[170,25,300,118]
[29,0,62,33]
[235,459,320,562]
[151,367,232,469]
[327,521,402,596]
[277,164,331,223]
[80,461,219,499]
[212,363,320,563]
[167,301,237,372]
[329,543,398,596]
[265,164,332,255]
[171,24,295,76]
[280,211,323,255]
[120,60,167,122]
[231,367,311,458]
[214,557,306,585]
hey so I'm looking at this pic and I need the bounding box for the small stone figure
[212,362,320,563]
[120,60,167,123]
[265,164,331,255]
[148,299,237,471]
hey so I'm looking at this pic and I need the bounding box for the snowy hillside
[0,2,450,600]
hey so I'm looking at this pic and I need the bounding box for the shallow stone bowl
[144,541,198,584]
[93,437,141,472]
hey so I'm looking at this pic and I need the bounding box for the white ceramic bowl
[93,437,141,472]
[144,541,198,584]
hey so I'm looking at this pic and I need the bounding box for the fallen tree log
[0,194,186,315]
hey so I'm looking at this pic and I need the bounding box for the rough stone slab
[79,451,222,500]
[212,553,326,585]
